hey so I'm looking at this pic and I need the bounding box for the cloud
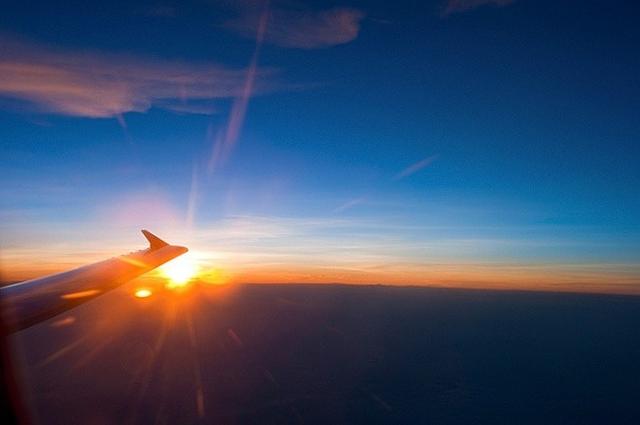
[209,7,269,173]
[441,0,515,16]
[393,155,438,180]
[0,37,280,118]
[155,100,218,116]
[225,6,365,49]
[334,196,366,213]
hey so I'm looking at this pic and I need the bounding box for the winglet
[141,230,169,251]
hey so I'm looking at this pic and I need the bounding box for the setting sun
[160,254,199,288]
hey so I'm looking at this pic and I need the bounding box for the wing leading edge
[0,230,188,334]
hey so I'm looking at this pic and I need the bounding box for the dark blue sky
[1,0,639,291]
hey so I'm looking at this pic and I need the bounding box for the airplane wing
[0,230,187,334]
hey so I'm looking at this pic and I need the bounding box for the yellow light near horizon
[199,267,228,285]
[134,288,152,298]
[161,254,199,289]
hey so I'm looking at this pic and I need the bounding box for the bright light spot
[134,288,153,298]
[160,254,199,289]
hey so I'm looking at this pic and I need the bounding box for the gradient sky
[1,0,639,293]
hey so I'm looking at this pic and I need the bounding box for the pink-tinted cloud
[0,38,279,118]
[225,6,365,49]
[393,155,438,180]
[442,0,515,16]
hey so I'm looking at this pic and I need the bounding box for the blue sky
[1,0,639,292]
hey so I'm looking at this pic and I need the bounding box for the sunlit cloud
[225,6,365,49]
[393,155,438,180]
[441,0,515,16]
[0,37,280,118]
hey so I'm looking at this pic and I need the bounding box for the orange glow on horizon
[3,251,639,296]
[229,263,640,296]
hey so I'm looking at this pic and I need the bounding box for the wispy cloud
[334,197,367,213]
[225,6,365,49]
[155,100,218,116]
[441,0,515,16]
[0,37,280,118]
[209,6,270,173]
[393,155,438,180]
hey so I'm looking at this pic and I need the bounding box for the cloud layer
[0,38,279,118]
[225,6,365,49]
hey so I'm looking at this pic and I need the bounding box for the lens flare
[134,288,152,298]
[161,254,199,288]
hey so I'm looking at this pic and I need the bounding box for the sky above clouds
[1,0,640,293]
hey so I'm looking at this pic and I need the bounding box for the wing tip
[141,229,169,250]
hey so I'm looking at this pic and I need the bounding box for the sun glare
[161,254,199,288]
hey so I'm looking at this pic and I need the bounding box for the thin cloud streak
[156,100,218,116]
[394,155,438,180]
[0,37,280,118]
[442,0,515,16]
[208,4,269,173]
[334,197,367,213]
[225,6,365,49]
[186,164,200,230]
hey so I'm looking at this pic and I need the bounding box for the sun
[160,254,199,288]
